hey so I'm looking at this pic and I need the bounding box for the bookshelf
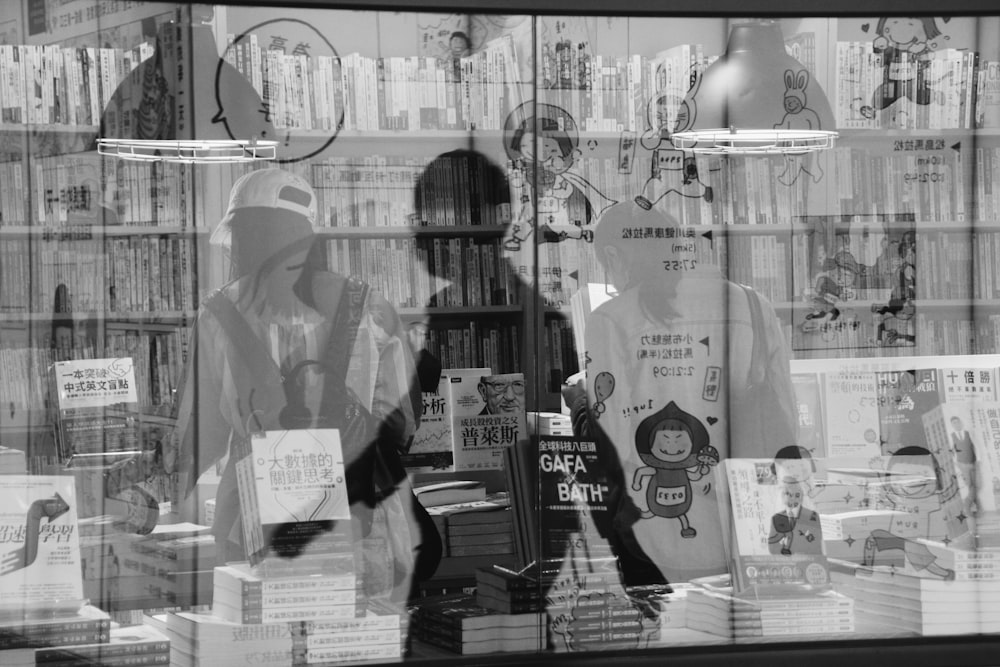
[2,4,1000,662]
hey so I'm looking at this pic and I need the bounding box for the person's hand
[561,377,586,410]
[561,375,589,435]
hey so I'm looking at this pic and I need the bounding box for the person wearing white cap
[169,168,439,601]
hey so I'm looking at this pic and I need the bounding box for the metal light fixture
[97,9,277,164]
[671,21,838,155]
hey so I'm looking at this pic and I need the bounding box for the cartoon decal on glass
[502,102,616,251]
[859,17,952,124]
[218,19,342,163]
[634,65,714,210]
[859,447,964,580]
[591,371,615,418]
[631,401,719,538]
[774,68,825,186]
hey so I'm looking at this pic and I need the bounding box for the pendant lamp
[670,21,838,155]
[97,10,277,163]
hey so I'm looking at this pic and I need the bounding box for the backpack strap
[204,290,282,382]
[322,277,369,384]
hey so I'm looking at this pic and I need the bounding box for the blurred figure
[169,168,439,601]
[565,202,796,584]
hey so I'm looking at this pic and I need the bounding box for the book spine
[214,602,361,624]
[0,625,110,651]
[36,653,169,667]
[303,642,401,663]
[303,627,401,649]
[216,587,360,609]
[35,640,170,663]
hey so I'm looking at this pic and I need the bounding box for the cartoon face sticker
[651,426,695,463]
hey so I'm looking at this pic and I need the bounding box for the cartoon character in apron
[631,401,719,538]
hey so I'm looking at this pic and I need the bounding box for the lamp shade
[671,22,837,154]
[97,18,277,163]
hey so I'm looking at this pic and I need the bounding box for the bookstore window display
[5,2,1000,665]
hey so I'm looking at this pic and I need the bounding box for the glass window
[1,3,999,663]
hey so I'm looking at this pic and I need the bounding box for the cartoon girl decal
[634,66,713,210]
[631,401,719,538]
[860,17,951,120]
[502,103,616,250]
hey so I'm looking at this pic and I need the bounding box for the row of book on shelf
[323,237,521,310]
[0,236,198,315]
[0,155,197,228]
[835,41,1000,130]
[0,329,186,431]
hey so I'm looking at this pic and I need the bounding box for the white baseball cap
[210,168,317,249]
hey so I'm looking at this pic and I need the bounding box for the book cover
[716,459,831,593]
[791,372,826,457]
[536,436,615,565]
[923,401,1000,518]
[822,369,881,457]
[454,373,527,471]
[403,381,455,472]
[792,215,916,353]
[820,452,973,570]
[876,368,942,454]
[50,358,140,467]
[0,475,83,604]
[232,429,349,566]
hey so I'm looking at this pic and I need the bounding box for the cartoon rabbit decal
[775,69,822,131]
[774,68,825,186]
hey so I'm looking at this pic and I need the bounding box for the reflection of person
[565,202,796,584]
[169,169,439,601]
[478,375,525,415]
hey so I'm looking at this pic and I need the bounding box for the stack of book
[211,560,362,625]
[423,496,516,587]
[0,604,111,667]
[31,623,170,667]
[123,525,216,606]
[684,584,855,640]
[408,592,545,655]
[475,565,545,614]
[473,561,666,653]
[831,546,1000,635]
[546,573,662,653]
[153,600,406,667]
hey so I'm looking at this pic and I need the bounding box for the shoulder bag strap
[740,283,767,388]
